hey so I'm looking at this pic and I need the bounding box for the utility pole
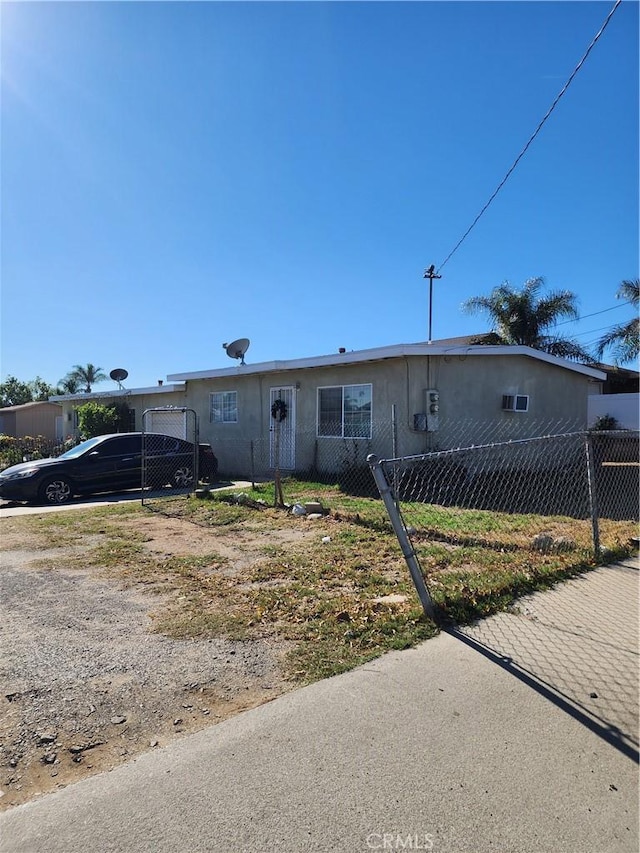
[423,265,442,343]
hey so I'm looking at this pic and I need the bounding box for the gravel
[0,549,289,809]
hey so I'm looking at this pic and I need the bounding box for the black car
[0,433,218,505]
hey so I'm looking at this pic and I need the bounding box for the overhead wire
[554,299,636,327]
[433,0,623,275]
[571,324,627,339]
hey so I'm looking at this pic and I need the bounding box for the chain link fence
[367,429,638,616]
[378,430,638,519]
[202,418,638,518]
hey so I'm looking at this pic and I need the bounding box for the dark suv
[0,433,218,505]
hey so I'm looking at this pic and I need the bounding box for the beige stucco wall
[53,355,599,478]
[0,403,62,441]
[180,354,599,478]
[58,390,188,437]
[420,353,594,432]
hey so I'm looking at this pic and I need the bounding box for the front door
[269,386,296,470]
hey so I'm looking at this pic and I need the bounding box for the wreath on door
[271,399,288,422]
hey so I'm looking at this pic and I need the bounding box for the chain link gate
[141,407,199,506]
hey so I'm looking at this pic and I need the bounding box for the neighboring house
[50,383,187,437]
[0,401,64,442]
[594,363,639,395]
[50,342,606,479]
[587,363,639,430]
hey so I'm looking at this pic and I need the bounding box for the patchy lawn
[1,480,635,807]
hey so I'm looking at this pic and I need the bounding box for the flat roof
[167,342,607,382]
[49,383,186,403]
[0,400,62,412]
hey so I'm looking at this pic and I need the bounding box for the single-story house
[596,363,639,395]
[0,401,63,442]
[50,383,187,435]
[51,340,606,480]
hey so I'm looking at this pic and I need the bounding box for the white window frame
[210,390,238,423]
[317,383,372,439]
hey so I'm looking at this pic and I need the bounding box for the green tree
[462,277,592,362]
[58,374,82,395]
[0,376,33,407]
[0,375,62,406]
[66,363,107,394]
[595,279,639,365]
[29,376,59,401]
[75,402,120,438]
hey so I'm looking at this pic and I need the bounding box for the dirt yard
[0,512,306,810]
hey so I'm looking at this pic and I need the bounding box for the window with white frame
[318,384,372,438]
[210,391,238,423]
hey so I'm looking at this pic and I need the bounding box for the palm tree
[67,363,107,393]
[595,280,639,366]
[462,277,592,362]
[58,374,82,395]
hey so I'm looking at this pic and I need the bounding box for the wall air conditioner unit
[502,394,529,412]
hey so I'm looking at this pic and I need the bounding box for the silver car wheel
[42,478,73,504]
[173,466,194,488]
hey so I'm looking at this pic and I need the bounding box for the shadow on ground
[449,559,639,762]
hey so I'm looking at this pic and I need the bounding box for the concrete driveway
[0,492,143,517]
[1,558,637,853]
[0,482,254,517]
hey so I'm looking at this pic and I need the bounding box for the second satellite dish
[109,368,128,389]
[223,338,250,365]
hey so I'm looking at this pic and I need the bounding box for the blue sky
[1,0,638,391]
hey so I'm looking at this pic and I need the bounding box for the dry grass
[3,481,636,682]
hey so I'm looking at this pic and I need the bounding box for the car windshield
[58,437,106,460]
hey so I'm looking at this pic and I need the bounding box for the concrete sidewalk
[2,559,638,853]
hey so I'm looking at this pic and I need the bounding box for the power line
[572,324,624,339]
[434,0,623,275]
[555,299,635,327]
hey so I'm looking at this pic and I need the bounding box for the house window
[318,384,372,438]
[210,391,238,423]
[502,394,529,412]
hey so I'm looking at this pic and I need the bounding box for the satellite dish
[109,367,128,389]
[223,338,250,366]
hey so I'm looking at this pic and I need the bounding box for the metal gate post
[584,433,601,557]
[391,404,399,512]
[367,454,436,619]
[250,440,256,490]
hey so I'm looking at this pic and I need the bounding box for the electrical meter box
[426,389,439,432]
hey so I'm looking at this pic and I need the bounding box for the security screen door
[269,386,295,470]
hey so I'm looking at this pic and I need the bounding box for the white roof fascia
[49,383,186,403]
[167,344,606,382]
